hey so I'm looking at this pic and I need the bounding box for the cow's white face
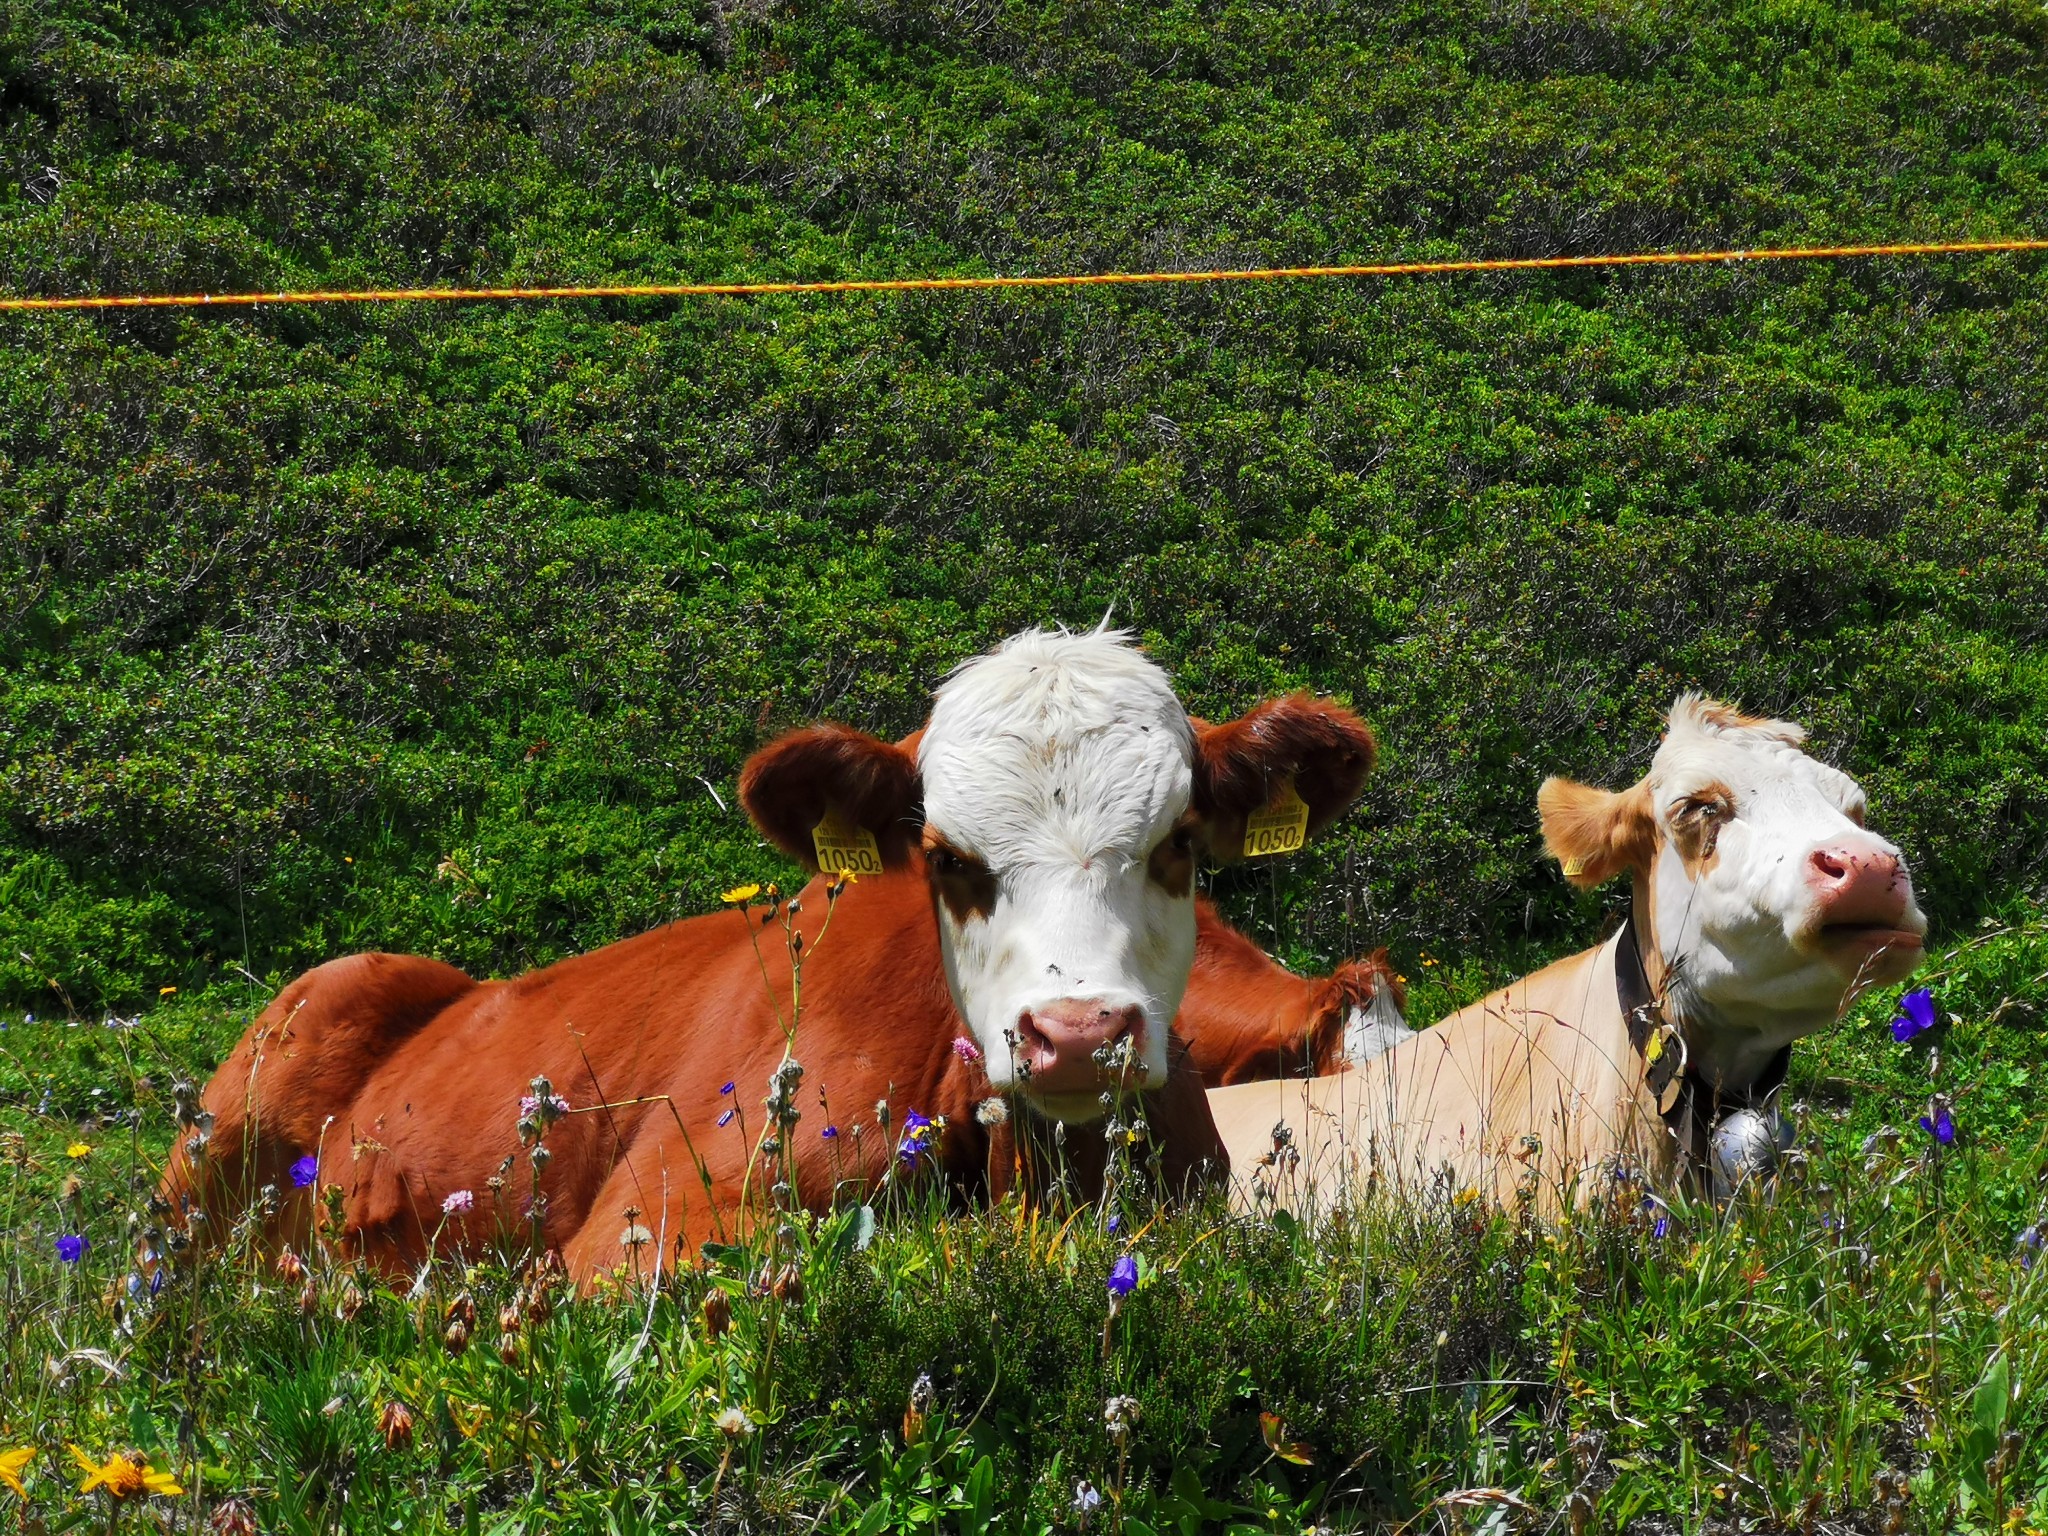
[738,626,1377,1125]
[1544,695,1926,1087]
[918,630,1198,1120]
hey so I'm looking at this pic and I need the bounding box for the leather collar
[1614,907,1790,1173]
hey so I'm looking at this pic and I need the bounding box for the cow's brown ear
[737,725,922,872]
[1192,694,1377,863]
[1538,776,1657,888]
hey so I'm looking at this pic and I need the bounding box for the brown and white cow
[1207,695,1926,1214]
[165,627,1375,1286]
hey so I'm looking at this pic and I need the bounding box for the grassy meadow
[4,0,2048,1528]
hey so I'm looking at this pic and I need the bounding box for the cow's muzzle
[1014,1000,1149,1098]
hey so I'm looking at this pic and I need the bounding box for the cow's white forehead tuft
[1665,692,1806,750]
[919,627,1194,862]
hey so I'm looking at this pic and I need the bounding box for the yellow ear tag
[1243,779,1310,859]
[811,809,884,877]
[1561,855,1588,878]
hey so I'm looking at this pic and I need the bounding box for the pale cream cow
[1209,695,1926,1214]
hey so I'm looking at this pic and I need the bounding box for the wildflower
[2017,1224,2044,1270]
[720,1081,735,1096]
[159,986,178,997]
[442,1189,474,1215]
[1073,1480,1103,1519]
[290,1154,319,1189]
[1640,1194,1671,1239]
[56,1234,87,1264]
[619,1223,653,1251]
[951,1036,982,1064]
[902,1373,933,1446]
[443,1319,470,1356]
[379,1399,415,1451]
[715,1406,753,1440]
[717,1109,735,1128]
[518,1090,571,1123]
[821,1125,838,1140]
[1103,1394,1141,1443]
[0,1447,32,1499]
[1918,1096,1956,1147]
[975,1096,1008,1127]
[897,1109,939,1169]
[1890,987,1938,1043]
[701,1288,732,1339]
[721,884,762,905]
[1107,1253,1139,1297]
[1106,1213,1121,1235]
[66,1142,92,1159]
[209,1496,259,1536]
[69,1446,182,1498]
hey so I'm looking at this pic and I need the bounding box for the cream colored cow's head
[1540,695,1925,1088]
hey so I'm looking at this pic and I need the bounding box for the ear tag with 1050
[1243,779,1310,859]
[812,809,883,876]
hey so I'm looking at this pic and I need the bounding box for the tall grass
[2,914,2044,1532]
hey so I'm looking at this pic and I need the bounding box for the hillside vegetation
[3,0,2047,1012]
[4,3,2048,1531]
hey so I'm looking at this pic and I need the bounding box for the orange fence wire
[1,238,2043,313]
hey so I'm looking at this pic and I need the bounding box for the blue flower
[1107,1253,1138,1297]
[897,1109,937,1168]
[290,1154,319,1188]
[1918,1100,1956,1146]
[821,1125,839,1140]
[1106,1213,1121,1235]
[2018,1224,2043,1270]
[719,1081,735,1096]
[1891,988,1938,1044]
[56,1234,87,1264]
[1639,1194,1670,1239]
[717,1108,735,1129]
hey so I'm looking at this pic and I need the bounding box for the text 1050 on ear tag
[812,810,884,876]
[1243,780,1310,859]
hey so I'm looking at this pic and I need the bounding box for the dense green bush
[2,0,2046,1009]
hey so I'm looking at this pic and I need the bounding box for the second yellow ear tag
[1243,780,1310,859]
[812,809,884,876]
[1561,855,1588,878]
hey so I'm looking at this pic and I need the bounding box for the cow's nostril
[1811,848,1849,882]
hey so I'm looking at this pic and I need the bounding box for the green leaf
[1973,1353,2011,1439]
[961,1454,995,1535]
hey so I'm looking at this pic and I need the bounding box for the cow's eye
[1169,826,1195,856]
[1676,795,1732,823]
[927,845,981,878]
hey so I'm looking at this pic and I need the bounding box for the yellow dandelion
[0,1447,32,1498]
[829,866,861,885]
[720,883,762,906]
[158,986,178,996]
[66,1142,92,1159]
[68,1446,182,1498]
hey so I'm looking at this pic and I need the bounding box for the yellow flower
[158,986,178,997]
[66,1142,92,1159]
[720,883,762,905]
[68,1446,183,1499]
[0,1447,32,1498]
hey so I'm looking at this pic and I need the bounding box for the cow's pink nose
[1016,1001,1145,1095]
[1808,845,1908,925]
